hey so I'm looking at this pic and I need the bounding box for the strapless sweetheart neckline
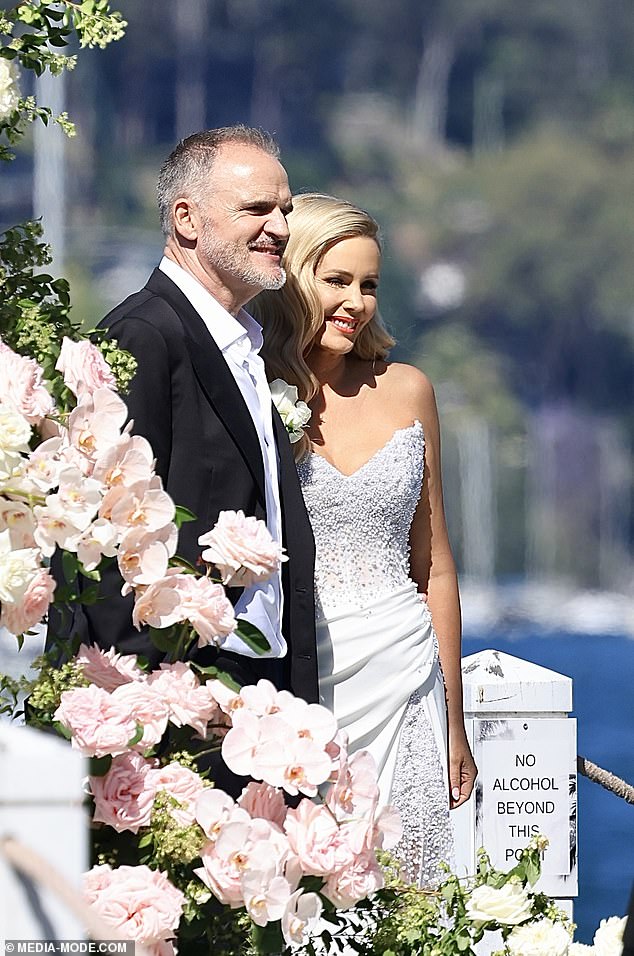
[309,419,423,479]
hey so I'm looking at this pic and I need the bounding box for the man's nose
[265,207,290,240]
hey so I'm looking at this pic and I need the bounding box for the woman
[253,193,476,886]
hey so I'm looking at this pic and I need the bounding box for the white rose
[593,916,627,956]
[569,944,596,954]
[270,378,311,443]
[507,918,571,956]
[465,881,532,926]
[0,527,41,605]
[0,57,20,119]
[0,402,32,453]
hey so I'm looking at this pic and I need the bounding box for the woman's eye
[324,277,345,287]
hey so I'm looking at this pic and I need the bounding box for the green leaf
[62,550,79,586]
[126,723,144,748]
[89,754,112,777]
[174,505,197,529]
[148,625,180,653]
[235,621,271,656]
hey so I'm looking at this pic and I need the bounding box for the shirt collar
[159,256,263,354]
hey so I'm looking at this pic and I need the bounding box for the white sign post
[452,649,578,902]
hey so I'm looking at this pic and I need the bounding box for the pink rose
[284,799,353,876]
[176,575,237,648]
[198,509,287,587]
[238,781,288,828]
[111,681,170,750]
[90,751,157,833]
[0,339,55,424]
[83,863,184,944]
[146,662,222,737]
[55,336,117,398]
[77,643,146,692]
[146,762,206,826]
[54,684,139,758]
[322,851,384,909]
[0,567,56,635]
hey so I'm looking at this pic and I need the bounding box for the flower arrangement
[1,7,628,956]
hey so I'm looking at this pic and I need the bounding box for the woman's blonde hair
[253,193,395,458]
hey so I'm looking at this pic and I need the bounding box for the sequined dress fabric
[297,422,454,887]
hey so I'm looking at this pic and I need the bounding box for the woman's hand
[449,731,477,809]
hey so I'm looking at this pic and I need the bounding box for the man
[66,126,317,704]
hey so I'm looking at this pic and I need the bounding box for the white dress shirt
[159,256,286,658]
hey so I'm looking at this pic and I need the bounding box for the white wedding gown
[298,421,454,886]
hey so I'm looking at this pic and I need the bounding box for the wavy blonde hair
[253,193,395,458]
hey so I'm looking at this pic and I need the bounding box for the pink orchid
[119,525,177,591]
[107,476,175,535]
[93,432,155,489]
[195,788,250,842]
[282,890,323,947]
[67,388,128,464]
[76,517,119,571]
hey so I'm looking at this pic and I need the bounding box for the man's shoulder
[99,271,184,339]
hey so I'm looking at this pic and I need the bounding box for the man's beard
[200,228,286,291]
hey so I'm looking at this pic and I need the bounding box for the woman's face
[312,235,380,356]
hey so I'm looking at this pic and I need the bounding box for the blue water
[463,631,634,943]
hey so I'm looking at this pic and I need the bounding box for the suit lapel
[146,269,266,503]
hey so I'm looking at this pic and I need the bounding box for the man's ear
[172,198,198,242]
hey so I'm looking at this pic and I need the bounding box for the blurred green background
[3,0,633,621]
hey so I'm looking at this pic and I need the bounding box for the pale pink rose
[0,567,56,635]
[55,336,117,398]
[93,432,154,488]
[198,509,287,587]
[0,498,37,549]
[146,662,221,737]
[175,575,237,648]
[282,890,323,947]
[76,643,146,691]
[107,477,175,535]
[67,388,128,464]
[119,526,177,590]
[54,684,139,757]
[146,763,206,826]
[284,799,354,876]
[238,781,288,828]
[111,681,170,750]
[83,863,184,944]
[90,751,157,833]
[0,340,55,424]
[322,851,384,909]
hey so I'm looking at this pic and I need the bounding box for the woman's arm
[395,364,477,809]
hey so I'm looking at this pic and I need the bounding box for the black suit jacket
[53,269,318,703]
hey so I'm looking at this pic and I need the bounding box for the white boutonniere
[270,378,311,443]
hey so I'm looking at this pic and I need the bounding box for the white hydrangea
[0,56,20,119]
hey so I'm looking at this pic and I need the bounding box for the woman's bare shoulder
[378,361,436,405]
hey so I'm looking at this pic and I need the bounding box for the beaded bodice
[297,421,425,616]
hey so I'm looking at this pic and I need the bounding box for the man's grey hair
[157,125,280,237]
